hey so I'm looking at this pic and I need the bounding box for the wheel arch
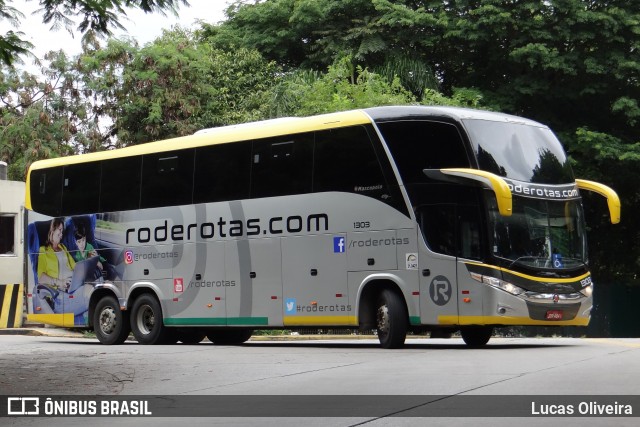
[88,286,122,329]
[357,275,410,330]
[127,282,165,314]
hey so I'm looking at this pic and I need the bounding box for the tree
[204,0,441,99]
[267,57,416,117]
[0,50,99,179]
[0,0,189,66]
[77,27,281,145]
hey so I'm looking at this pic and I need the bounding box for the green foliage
[267,57,417,117]
[77,28,281,145]
[0,50,102,179]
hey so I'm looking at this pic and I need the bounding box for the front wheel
[130,294,169,345]
[461,326,493,347]
[93,295,130,345]
[375,289,408,349]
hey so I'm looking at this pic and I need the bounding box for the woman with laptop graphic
[35,217,97,324]
[37,217,76,291]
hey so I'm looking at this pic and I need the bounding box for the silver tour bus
[25,106,620,347]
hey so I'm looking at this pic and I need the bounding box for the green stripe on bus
[409,316,421,326]
[164,317,269,326]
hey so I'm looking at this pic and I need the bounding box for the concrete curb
[0,327,87,338]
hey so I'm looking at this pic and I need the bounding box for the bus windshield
[487,193,587,270]
[464,119,573,184]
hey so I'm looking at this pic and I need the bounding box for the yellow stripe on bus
[465,262,591,284]
[438,315,590,327]
[283,316,358,326]
[27,313,74,327]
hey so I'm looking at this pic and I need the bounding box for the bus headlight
[470,272,525,296]
[580,284,594,298]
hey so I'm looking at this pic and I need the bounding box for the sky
[13,0,230,61]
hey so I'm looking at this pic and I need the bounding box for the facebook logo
[333,236,346,253]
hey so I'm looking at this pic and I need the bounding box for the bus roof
[363,106,548,128]
[27,109,372,171]
[27,106,547,172]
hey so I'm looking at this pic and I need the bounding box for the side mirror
[424,168,512,216]
[575,179,621,224]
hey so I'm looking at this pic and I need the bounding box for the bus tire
[375,289,407,349]
[130,294,168,345]
[94,295,130,345]
[461,326,493,347]
[207,328,253,345]
[178,329,206,344]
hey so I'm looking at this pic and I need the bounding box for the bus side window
[62,162,101,215]
[416,186,483,260]
[30,167,63,217]
[314,126,388,200]
[100,157,142,212]
[418,204,457,257]
[378,120,471,183]
[140,149,195,209]
[251,133,313,199]
[457,205,482,260]
[194,142,251,203]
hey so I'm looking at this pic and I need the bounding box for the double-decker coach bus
[24,106,620,348]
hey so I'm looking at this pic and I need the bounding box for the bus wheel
[178,329,206,344]
[94,295,130,345]
[130,294,168,345]
[461,326,493,347]
[375,289,407,349]
[207,328,253,345]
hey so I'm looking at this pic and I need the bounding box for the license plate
[545,310,563,320]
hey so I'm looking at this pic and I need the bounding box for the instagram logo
[124,250,134,265]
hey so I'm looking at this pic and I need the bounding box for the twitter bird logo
[285,298,296,314]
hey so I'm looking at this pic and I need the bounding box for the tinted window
[30,167,63,216]
[100,157,142,212]
[378,120,471,183]
[251,133,313,198]
[62,162,101,215]
[314,126,388,199]
[464,120,573,184]
[141,149,194,209]
[194,142,251,203]
[415,185,483,260]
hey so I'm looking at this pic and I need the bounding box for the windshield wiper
[508,256,547,270]
[508,256,587,274]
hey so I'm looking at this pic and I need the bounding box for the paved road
[1,334,639,426]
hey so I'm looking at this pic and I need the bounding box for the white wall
[0,180,25,284]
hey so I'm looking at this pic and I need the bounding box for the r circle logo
[429,276,452,306]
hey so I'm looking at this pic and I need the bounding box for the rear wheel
[177,328,206,344]
[130,294,169,345]
[461,326,493,347]
[93,295,130,345]
[375,289,408,349]
[207,328,253,345]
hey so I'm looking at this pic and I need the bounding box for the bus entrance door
[417,204,459,326]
